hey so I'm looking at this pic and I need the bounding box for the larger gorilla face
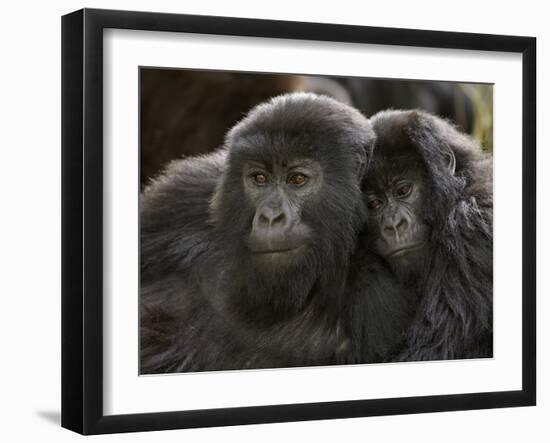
[243,157,321,261]
[210,93,375,307]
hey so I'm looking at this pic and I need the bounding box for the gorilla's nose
[256,206,288,230]
[383,214,409,238]
[249,203,305,253]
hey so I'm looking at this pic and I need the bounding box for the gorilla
[362,109,493,361]
[140,93,413,373]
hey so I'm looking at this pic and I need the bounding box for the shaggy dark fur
[140,149,227,284]
[364,110,493,361]
[343,248,415,363]
[140,93,411,373]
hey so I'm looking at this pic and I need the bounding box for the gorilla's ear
[444,148,456,175]
[407,110,459,176]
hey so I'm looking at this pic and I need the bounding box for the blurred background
[140,68,493,188]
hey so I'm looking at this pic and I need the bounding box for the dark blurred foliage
[140,69,303,187]
[462,83,493,154]
[338,78,475,131]
[140,69,492,187]
[335,77,493,153]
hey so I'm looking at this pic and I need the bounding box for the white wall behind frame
[0,1,546,442]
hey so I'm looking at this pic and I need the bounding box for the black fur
[139,93,398,373]
[365,110,493,361]
[140,149,227,283]
[344,249,415,363]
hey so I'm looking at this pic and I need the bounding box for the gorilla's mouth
[253,245,305,254]
[387,242,425,258]
[251,244,306,263]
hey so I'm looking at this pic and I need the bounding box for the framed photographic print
[61,8,536,435]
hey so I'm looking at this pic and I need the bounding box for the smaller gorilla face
[243,158,322,261]
[364,159,430,267]
[364,110,461,277]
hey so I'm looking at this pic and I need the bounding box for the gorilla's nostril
[271,212,286,226]
[395,218,407,232]
[258,213,270,226]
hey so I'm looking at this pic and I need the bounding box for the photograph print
[139,68,493,374]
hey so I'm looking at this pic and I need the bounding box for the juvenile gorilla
[363,110,493,361]
[140,93,410,372]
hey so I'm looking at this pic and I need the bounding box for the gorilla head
[364,147,432,272]
[208,93,375,312]
[364,110,491,276]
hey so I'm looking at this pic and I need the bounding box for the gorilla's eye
[395,183,412,198]
[252,173,268,186]
[367,198,383,210]
[287,173,308,186]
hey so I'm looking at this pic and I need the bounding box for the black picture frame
[61,8,536,435]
